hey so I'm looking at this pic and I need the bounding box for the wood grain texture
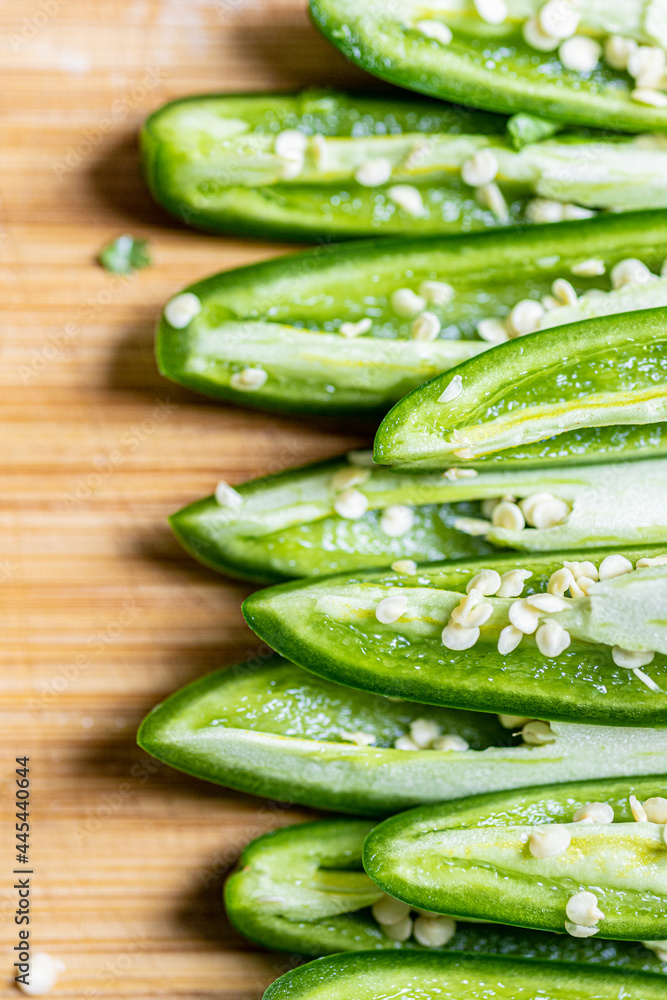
[0,2,373,996]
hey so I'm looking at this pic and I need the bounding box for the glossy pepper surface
[137,655,667,815]
[226,817,667,970]
[143,91,667,242]
[243,547,667,727]
[364,776,667,940]
[310,0,667,133]
[156,211,667,416]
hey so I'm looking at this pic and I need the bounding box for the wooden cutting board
[0,2,378,996]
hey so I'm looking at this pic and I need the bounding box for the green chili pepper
[171,454,667,584]
[242,547,667,726]
[226,817,667,971]
[143,91,667,242]
[309,0,667,133]
[155,211,667,416]
[136,655,667,815]
[374,307,667,470]
[364,777,667,941]
[262,951,667,1000]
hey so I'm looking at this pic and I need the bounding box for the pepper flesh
[137,656,667,815]
[156,211,667,416]
[242,547,667,727]
[364,777,667,940]
[310,0,667,133]
[262,951,667,1000]
[226,817,667,970]
[143,91,667,242]
[171,455,667,583]
[374,307,667,470]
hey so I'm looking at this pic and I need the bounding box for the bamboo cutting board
[0,2,379,996]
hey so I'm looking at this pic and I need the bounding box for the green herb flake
[98,234,151,275]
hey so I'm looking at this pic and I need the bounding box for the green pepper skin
[171,455,667,584]
[169,457,493,584]
[364,777,667,941]
[136,655,667,815]
[262,951,667,1000]
[242,547,667,727]
[155,211,667,416]
[374,307,667,470]
[309,0,667,133]
[142,90,512,242]
[226,818,667,972]
[143,91,667,243]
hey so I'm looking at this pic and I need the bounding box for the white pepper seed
[498,714,531,728]
[164,292,202,329]
[570,258,605,277]
[414,19,453,45]
[380,505,415,538]
[611,258,654,289]
[565,921,599,938]
[391,559,418,575]
[529,824,571,859]
[643,797,667,823]
[355,158,393,187]
[441,621,481,650]
[373,895,412,926]
[477,317,509,342]
[375,595,408,624]
[566,891,605,927]
[573,801,614,824]
[391,288,427,317]
[410,718,442,748]
[538,0,579,39]
[559,36,600,73]
[413,915,457,947]
[521,721,555,745]
[419,280,454,305]
[461,149,498,187]
[509,598,541,635]
[387,184,425,216]
[466,569,502,596]
[432,734,470,752]
[230,367,268,391]
[508,299,545,337]
[334,488,369,520]
[535,619,571,657]
[214,481,243,510]
[394,735,421,751]
[340,317,372,338]
[492,501,525,531]
[331,466,371,491]
[612,647,655,669]
[630,794,648,822]
[497,624,523,654]
[599,554,633,580]
[474,0,507,26]
[411,311,441,342]
[497,569,532,598]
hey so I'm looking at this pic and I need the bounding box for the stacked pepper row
[138,7,667,999]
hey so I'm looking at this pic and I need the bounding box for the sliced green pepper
[136,655,667,815]
[310,0,667,133]
[243,546,667,726]
[226,817,667,971]
[374,307,667,470]
[172,454,667,584]
[262,951,667,1000]
[143,91,667,242]
[155,211,667,416]
[364,777,667,940]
